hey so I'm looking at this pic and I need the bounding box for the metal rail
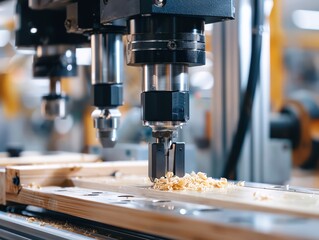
[0,212,92,240]
[0,207,168,240]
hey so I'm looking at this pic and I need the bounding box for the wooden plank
[0,153,100,167]
[6,187,296,240]
[6,161,147,194]
[0,168,5,205]
[71,176,319,219]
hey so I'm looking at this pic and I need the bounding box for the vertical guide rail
[212,0,275,182]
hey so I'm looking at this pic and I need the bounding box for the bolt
[167,41,177,50]
[103,0,109,5]
[154,0,165,7]
[64,19,72,31]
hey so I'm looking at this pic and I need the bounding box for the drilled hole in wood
[91,192,103,194]
[55,189,67,192]
[229,217,253,224]
[152,200,171,203]
[118,195,134,198]
[198,208,221,212]
[110,171,122,177]
[84,193,100,196]
[108,201,127,205]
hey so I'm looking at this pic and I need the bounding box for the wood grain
[0,168,5,205]
[72,176,319,219]
[6,187,294,240]
[6,161,147,194]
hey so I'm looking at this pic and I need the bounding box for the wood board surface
[5,161,148,194]
[0,168,5,204]
[5,186,299,240]
[0,153,100,166]
[71,176,319,219]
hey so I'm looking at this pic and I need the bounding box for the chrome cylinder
[91,33,123,85]
[142,64,189,92]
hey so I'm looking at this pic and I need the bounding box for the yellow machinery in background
[0,18,20,119]
[0,72,20,118]
[270,0,319,168]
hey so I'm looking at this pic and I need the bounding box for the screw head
[167,41,177,50]
[154,0,165,7]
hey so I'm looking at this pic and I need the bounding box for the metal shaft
[91,33,123,85]
[49,77,62,95]
[142,64,189,92]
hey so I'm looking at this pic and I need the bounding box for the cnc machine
[1,1,319,240]
[22,0,234,180]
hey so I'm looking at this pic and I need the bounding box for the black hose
[223,0,264,179]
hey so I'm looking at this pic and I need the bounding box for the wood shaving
[27,217,36,222]
[153,172,244,191]
[26,182,41,190]
[237,181,245,187]
[253,191,270,201]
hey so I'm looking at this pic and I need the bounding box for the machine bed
[1,158,319,239]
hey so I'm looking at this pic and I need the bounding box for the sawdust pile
[27,216,97,237]
[153,171,244,191]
